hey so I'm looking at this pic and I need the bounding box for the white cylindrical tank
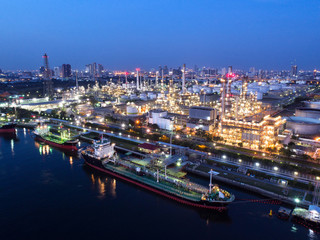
[286,117,320,135]
[127,105,138,115]
[304,102,320,110]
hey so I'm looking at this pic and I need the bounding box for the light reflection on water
[89,173,117,199]
[38,144,51,155]
[10,139,14,154]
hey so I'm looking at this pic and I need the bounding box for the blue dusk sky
[0,0,319,71]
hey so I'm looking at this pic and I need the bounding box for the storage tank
[295,108,320,119]
[286,116,320,135]
[127,105,138,115]
[304,101,320,110]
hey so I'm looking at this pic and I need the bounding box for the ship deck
[40,134,73,144]
[102,161,234,203]
[104,162,203,202]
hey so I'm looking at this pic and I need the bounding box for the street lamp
[274,166,279,171]
[255,162,260,167]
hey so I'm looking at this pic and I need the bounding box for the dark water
[0,129,318,240]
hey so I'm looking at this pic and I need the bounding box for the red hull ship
[0,123,16,133]
[34,134,78,151]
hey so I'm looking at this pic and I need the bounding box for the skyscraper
[92,62,97,77]
[54,67,60,78]
[98,64,104,76]
[42,53,53,97]
[61,64,72,78]
[163,65,169,75]
[291,65,298,76]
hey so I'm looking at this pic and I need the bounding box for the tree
[151,123,160,130]
[288,142,295,149]
[60,110,67,119]
[128,119,135,127]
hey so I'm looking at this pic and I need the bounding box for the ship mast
[208,169,215,193]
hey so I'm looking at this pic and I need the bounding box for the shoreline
[186,167,310,208]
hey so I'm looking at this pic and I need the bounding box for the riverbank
[186,166,310,208]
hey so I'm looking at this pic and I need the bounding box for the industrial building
[148,109,174,130]
[220,115,285,150]
[189,106,216,121]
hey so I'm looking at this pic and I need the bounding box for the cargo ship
[0,123,16,133]
[81,138,235,211]
[34,124,78,151]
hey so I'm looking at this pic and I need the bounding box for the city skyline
[1,0,319,70]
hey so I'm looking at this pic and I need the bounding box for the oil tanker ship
[34,124,78,151]
[0,123,16,133]
[81,137,235,211]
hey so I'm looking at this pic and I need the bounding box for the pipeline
[232,198,282,205]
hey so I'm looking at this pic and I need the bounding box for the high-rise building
[92,62,97,76]
[61,64,72,78]
[98,64,104,76]
[85,64,91,73]
[163,65,169,75]
[54,67,60,78]
[291,65,298,76]
[221,67,227,75]
[42,53,53,97]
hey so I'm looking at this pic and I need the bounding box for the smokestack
[76,71,79,93]
[125,72,128,89]
[136,68,140,90]
[182,64,186,94]
[221,79,226,120]
[161,69,164,88]
[155,71,159,87]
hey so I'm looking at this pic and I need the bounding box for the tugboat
[0,122,16,133]
[277,207,292,220]
[34,124,78,151]
[81,137,235,211]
